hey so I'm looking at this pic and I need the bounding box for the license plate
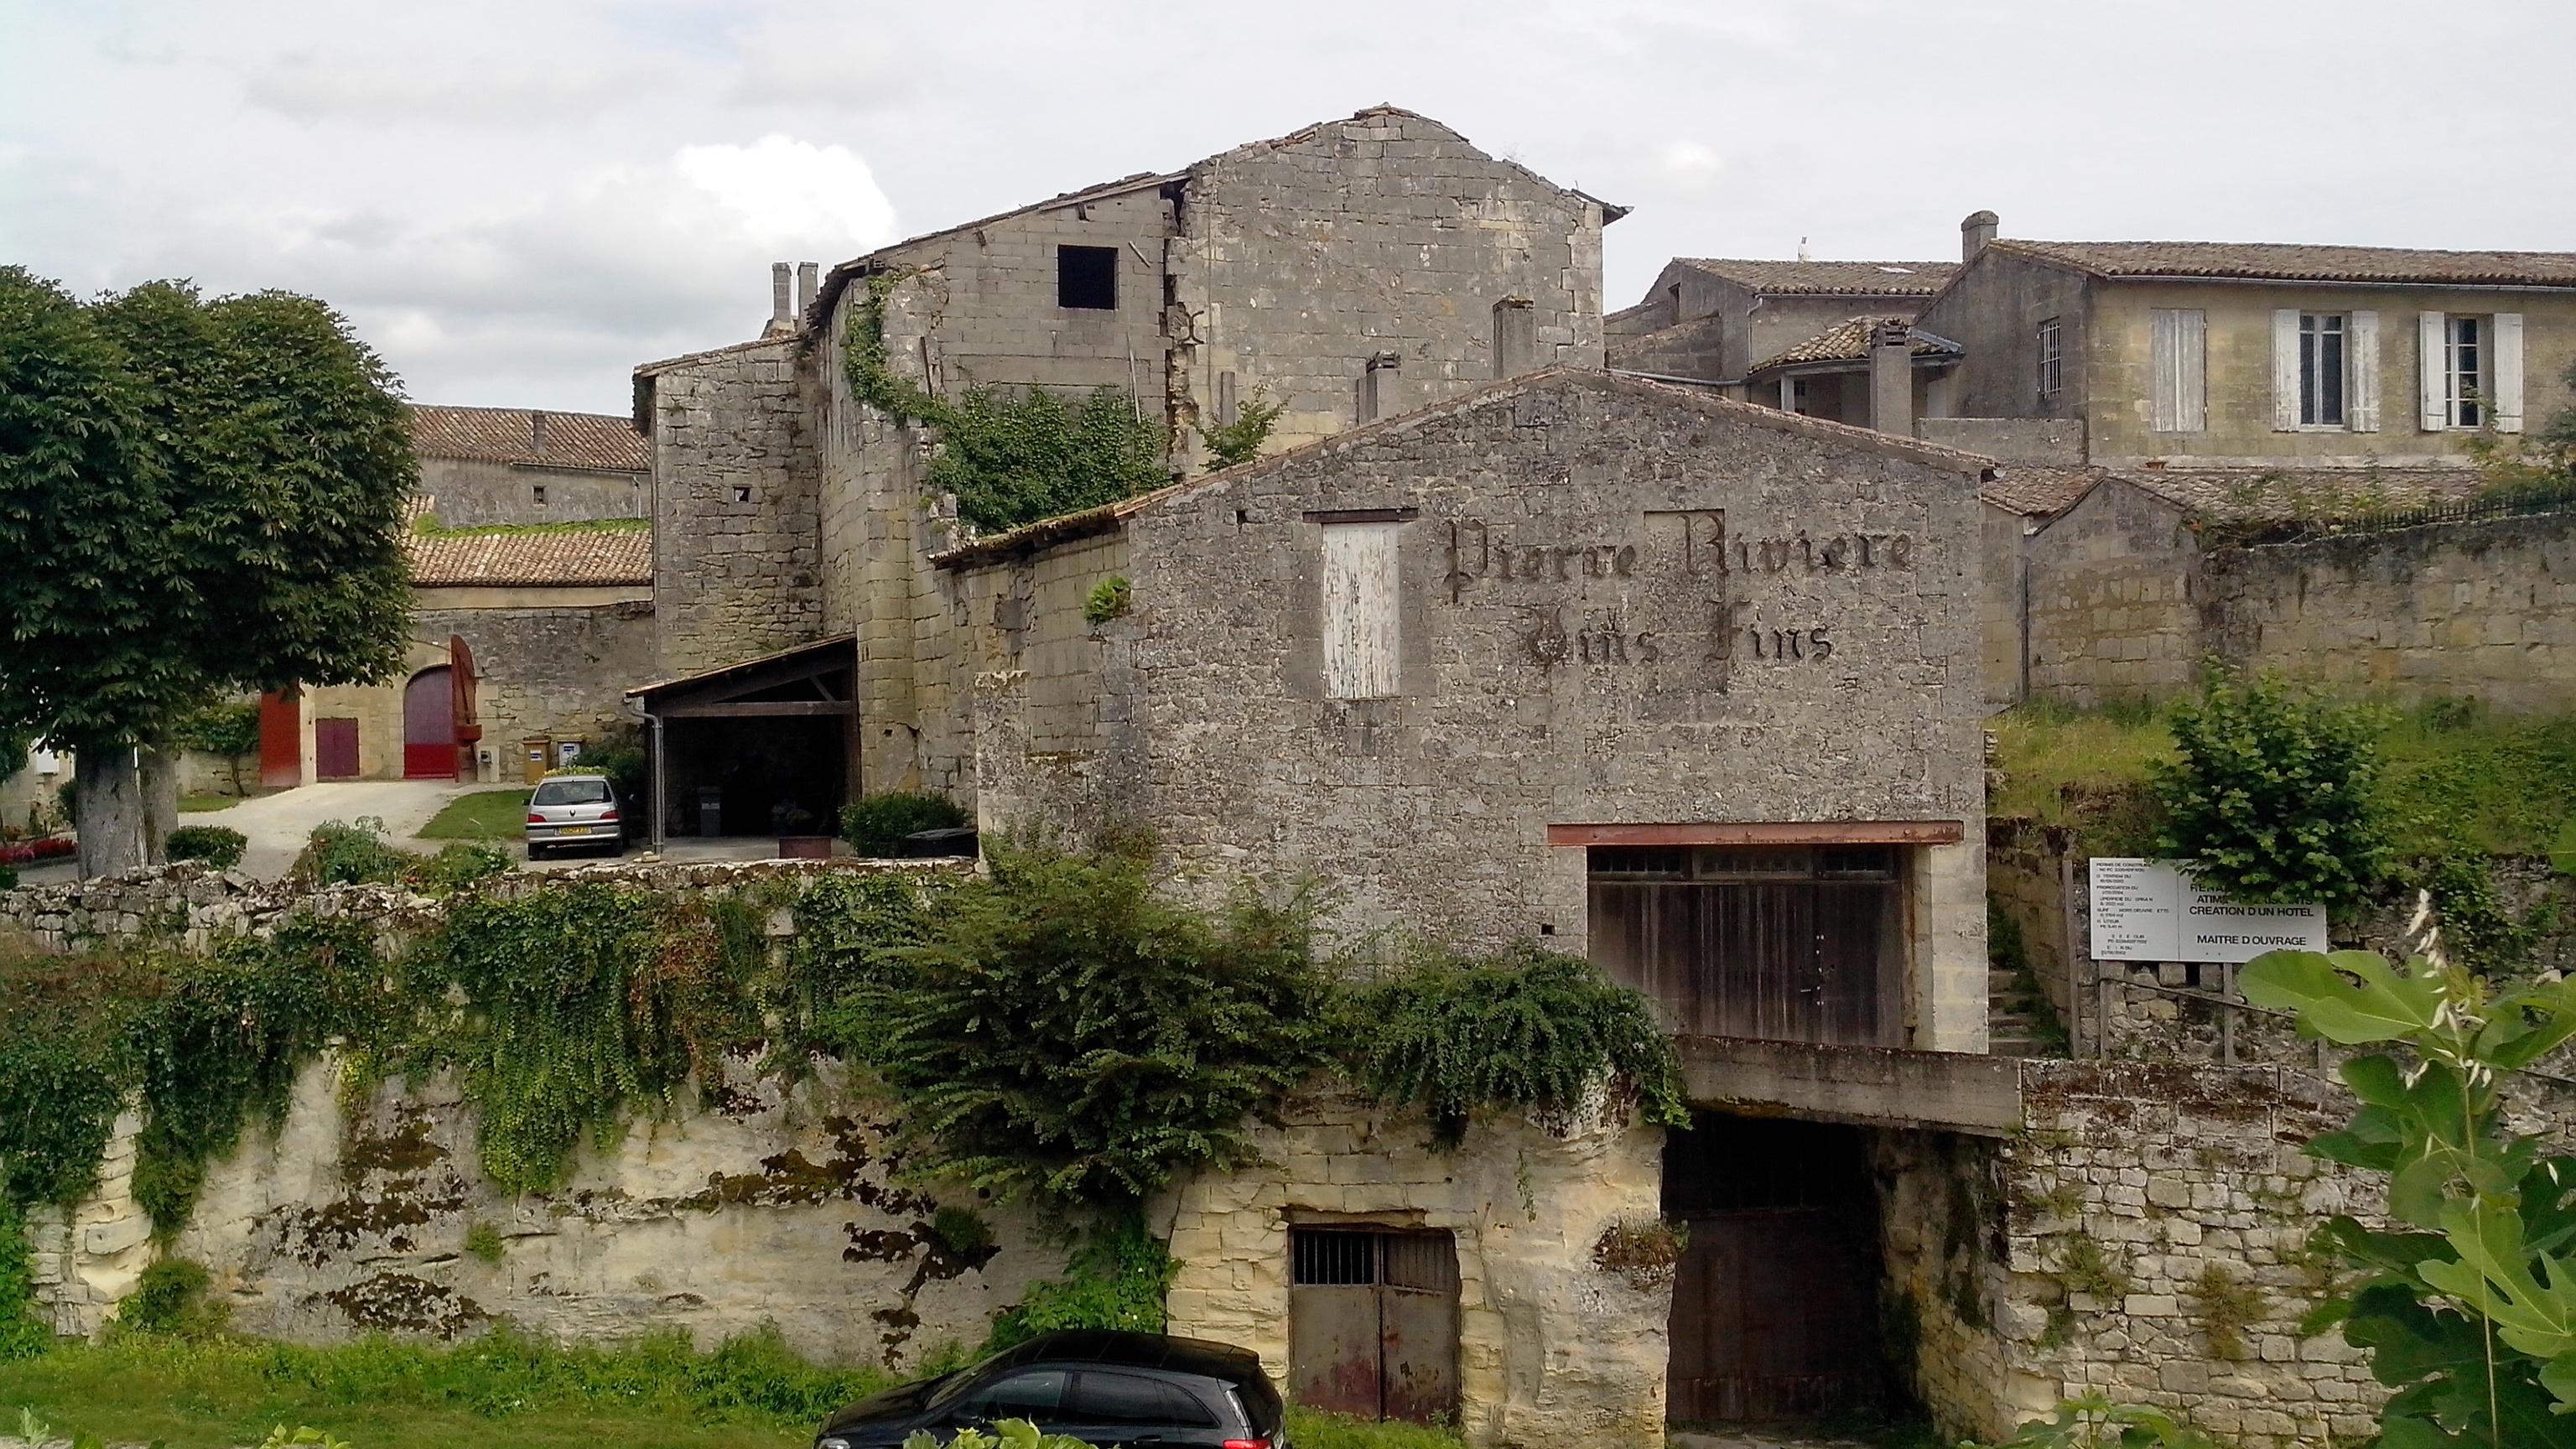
[556,825,591,836]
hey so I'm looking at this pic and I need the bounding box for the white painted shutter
[2347,309,2381,432]
[2494,312,2526,433]
[2151,309,2205,433]
[2419,311,2449,430]
[2272,309,2302,431]
[1321,522,1403,699]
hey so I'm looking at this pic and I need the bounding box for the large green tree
[0,269,414,875]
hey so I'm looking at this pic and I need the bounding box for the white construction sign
[2088,859,2328,963]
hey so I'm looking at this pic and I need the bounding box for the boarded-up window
[2149,309,2205,433]
[1322,522,1402,699]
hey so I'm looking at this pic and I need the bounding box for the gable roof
[405,526,652,588]
[932,367,1995,570]
[810,106,1621,332]
[1677,258,1957,296]
[1751,317,1965,374]
[1985,239,2576,289]
[1980,465,2106,518]
[410,405,648,473]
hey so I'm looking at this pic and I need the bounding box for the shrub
[839,791,969,856]
[117,1256,222,1336]
[2151,670,2389,911]
[0,865,15,891]
[1083,575,1131,625]
[169,702,260,756]
[984,1210,1173,1352]
[1342,942,1688,1145]
[824,839,1332,1202]
[582,742,647,808]
[164,824,247,869]
[410,843,513,894]
[290,817,414,887]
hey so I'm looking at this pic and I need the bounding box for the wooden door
[258,691,302,787]
[402,667,456,780]
[1668,1212,1880,1422]
[315,719,361,781]
[1588,846,1901,1046]
[1289,1229,1458,1425]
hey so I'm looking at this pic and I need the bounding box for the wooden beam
[1546,820,1966,848]
[661,700,857,719]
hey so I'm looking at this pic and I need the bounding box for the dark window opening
[1058,245,1119,310]
[532,484,547,505]
[732,486,753,504]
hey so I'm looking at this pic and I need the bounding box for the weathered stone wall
[2203,512,2576,714]
[1173,110,1607,457]
[1981,501,2032,707]
[646,338,825,678]
[417,455,648,529]
[1918,418,2087,465]
[1161,1089,1669,1449]
[415,600,657,768]
[1916,250,2092,431]
[2023,478,2202,705]
[981,370,1992,1050]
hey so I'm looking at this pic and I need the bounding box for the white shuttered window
[2419,310,2526,431]
[1322,522,1403,699]
[2150,309,2205,433]
[2348,310,2381,433]
[2495,312,2526,433]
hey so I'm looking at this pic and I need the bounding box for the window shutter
[2494,312,2525,433]
[2151,309,2205,433]
[2419,311,2449,430]
[1321,521,1403,699]
[2346,310,2381,433]
[2272,309,2301,431]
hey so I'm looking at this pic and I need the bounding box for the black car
[817,1330,1286,1449]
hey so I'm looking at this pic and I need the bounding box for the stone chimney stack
[1868,320,1914,437]
[1961,210,1998,263]
[1360,351,1403,423]
[765,262,794,336]
[530,409,549,457]
[796,262,819,319]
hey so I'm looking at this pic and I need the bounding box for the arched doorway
[403,667,458,780]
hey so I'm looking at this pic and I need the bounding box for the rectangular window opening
[2035,316,2063,403]
[1321,520,1403,700]
[2448,314,2485,428]
[532,484,548,506]
[1057,245,1119,310]
[2300,314,2347,426]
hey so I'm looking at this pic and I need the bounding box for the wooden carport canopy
[624,635,857,849]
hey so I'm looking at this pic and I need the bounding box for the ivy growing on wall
[843,273,1171,534]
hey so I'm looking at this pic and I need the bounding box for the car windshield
[532,779,610,806]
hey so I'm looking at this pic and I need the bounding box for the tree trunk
[72,745,148,878]
[139,744,179,860]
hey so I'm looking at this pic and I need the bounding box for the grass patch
[1988,698,2576,860]
[415,790,532,842]
[1284,1407,1467,1449]
[0,1326,886,1449]
[178,795,242,813]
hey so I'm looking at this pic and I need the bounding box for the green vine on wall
[843,273,1172,534]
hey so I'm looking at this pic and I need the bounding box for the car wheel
[527,843,548,861]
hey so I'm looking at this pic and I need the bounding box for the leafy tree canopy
[0,269,414,751]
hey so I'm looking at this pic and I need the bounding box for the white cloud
[1661,143,1722,179]
[673,136,899,249]
[723,16,917,112]
[246,49,667,125]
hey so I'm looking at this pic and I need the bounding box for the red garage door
[403,667,457,780]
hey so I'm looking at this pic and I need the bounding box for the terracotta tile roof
[1751,317,1965,372]
[1988,239,2576,288]
[1677,258,1957,295]
[2110,466,2490,520]
[405,526,652,587]
[410,405,649,473]
[1981,466,2105,517]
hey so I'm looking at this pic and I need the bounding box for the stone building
[256,406,657,785]
[631,106,1623,819]
[1606,256,1957,400]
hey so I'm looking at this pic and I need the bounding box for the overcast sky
[6,0,2572,417]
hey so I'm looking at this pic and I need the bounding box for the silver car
[525,773,625,859]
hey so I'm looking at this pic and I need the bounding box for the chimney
[1359,351,1402,423]
[796,261,819,319]
[1491,298,1537,380]
[529,409,549,458]
[1961,210,1998,263]
[765,262,793,336]
[1868,319,1914,437]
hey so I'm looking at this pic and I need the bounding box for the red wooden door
[258,691,302,787]
[402,667,456,780]
[315,719,361,780]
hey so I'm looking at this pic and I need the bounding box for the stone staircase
[1987,965,2063,1058]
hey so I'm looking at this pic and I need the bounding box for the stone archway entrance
[403,666,457,780]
